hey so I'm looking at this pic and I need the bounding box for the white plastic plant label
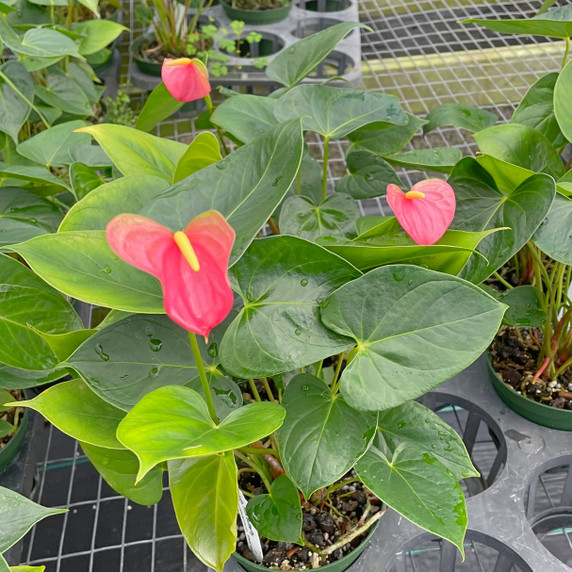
[238,490,264,563]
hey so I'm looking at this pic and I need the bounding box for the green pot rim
[232,520,379,572]
[488,354,572,431]
[130,34,163,77]
[0,406,29,473]
[220,0,291,24]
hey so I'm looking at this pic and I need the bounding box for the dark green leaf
[424,103,497,134]
[69,162,107,200]
[35,69,93,117]
[384,147,463,174]
[533,192,572,264]
[0,363,66,390]
[135,82,183,133]
[0,61,33,143]
[484,285,546,328]
[187,374,242,421]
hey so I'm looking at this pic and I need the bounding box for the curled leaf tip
[174,231,200,272]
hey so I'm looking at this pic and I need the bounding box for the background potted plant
[219,0,291,26]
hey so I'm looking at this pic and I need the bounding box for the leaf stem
[322,136,330,201]
[239,446,279,456]
[261,377,276,402]
[563,37,570,70]
[248,379,262,402]
[204,93,229,156]
[189,332,218,423]
[320,510,385,556]
[330,352,345,394]
[492,271,513,290]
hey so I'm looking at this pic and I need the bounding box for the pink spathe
[161,58,211,102]
[106,211,235,339]
[386,179,456,245]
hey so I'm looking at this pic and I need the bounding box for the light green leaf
[173,132,222,183]
[37,328,95,361]
[135,82,183,133]
[320,265,506,411]
[384,147,463,174]
[81,442,163,505]
[219,236,360,378]
[18,379,126,448]
[8,231,164,313]
[73,20,126,55]
[424,103,497,134]
[76,124,187,182]
[0,165,69,189]
[355,444,467,556]
[554,58,572,144]
[169,454,237,572]
[277,374,375,498]
[274,84,406,140]
[117,385,285,480]
[0,22,82,58]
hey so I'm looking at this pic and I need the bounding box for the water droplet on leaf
[95,344,109,361]
[207,342,218,358]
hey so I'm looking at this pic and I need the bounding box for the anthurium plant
[1,22,508,572]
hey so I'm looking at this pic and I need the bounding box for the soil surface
[0,390,24,449]
[135,36,210,64]
[236,470,382,570]
[491,327,572,409]
[227,0,286,10]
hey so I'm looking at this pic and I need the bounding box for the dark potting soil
[228,0,285,10]
[135,37,211,65]
[0,389,24,449]
[236,471,382,570]
[491,327,572,409]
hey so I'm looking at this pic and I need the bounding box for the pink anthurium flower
[106,210,235,340]
[386,179,456,245]
[161,57,211,102]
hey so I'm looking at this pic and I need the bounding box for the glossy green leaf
[424,103,497,134]
[211,94,278,144]
[35,70,93,117]
[319,224,498,275]
[247,475,302,543]
[73,20,126,55]
[384,147,463,174]
[554,58,572,143]
[484,285,546,328]
[279,194,359,240]
[462,4,572,38]
[348,113,426,156]
[0,254,82,370]
[117,386,285,480]
[37,328,95,361]
[173,132,222,183]
[0,188,65,246]
[0,485,66,554]
[355,444,466,556]
[512,72,565,147]
[69,162,107,200]
[0,22,82,58]
[169,454,237,572]
[219,236,360,378]
[68,314,214,411]
[76,124,187,182]
[274,85,406,140]
[0,61,33,143]
[187,374,242,421]
[474,123,564,179]
[0,165,69,190]
[18,379,125,448]
[135,82,183,133]
[533,192,572,264]
[335,150,401,199]
[59,175,169,232]
[277,374,375,498]
[0,363,66,390]
[449,157,555,284]
[321,265,506,411]
[8,231,163,312]
[81,442,163,505]
[377,401,477,480]
[143,120,304,266]
[265,22,368,88]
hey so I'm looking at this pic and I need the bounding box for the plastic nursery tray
[129,0,362,93]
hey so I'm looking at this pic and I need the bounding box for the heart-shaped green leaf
[211,94,278,144]
[80,442,163,506]
[76,124,187,182]
[423,103,497,134]
[142,120,304,266]
[0,61,33,143]
[0,22,81,58]
[0,187,65,246]
[512,72,565,147]
[383,147,463,174]
[73,20,126,56]
[117,385,285,480]
[377,401,478,480]
[173,132,222,183]
[0,254,82,370]
[0,485,66,554]
[277,374,376,498]
[169,454,237,572]
[18,379,126,449]
[462,4,572,38]
[474,123,564,179]
[59,175,170,232]
[279,194,359,241]
[68,314,216,411]
[219,236,360,378]
[9,231,164,313]
[348,113,426,156]
[246,474,302,543]
[355,444,467,556]
[265,22,368,88]
[533,192,572,264]
[484,285,546,328]
[335,150,401,199]
[320,265,506,411]
[274,85,406,140]
[449,157,555,284]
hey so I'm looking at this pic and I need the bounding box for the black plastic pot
[220,0,292,25]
